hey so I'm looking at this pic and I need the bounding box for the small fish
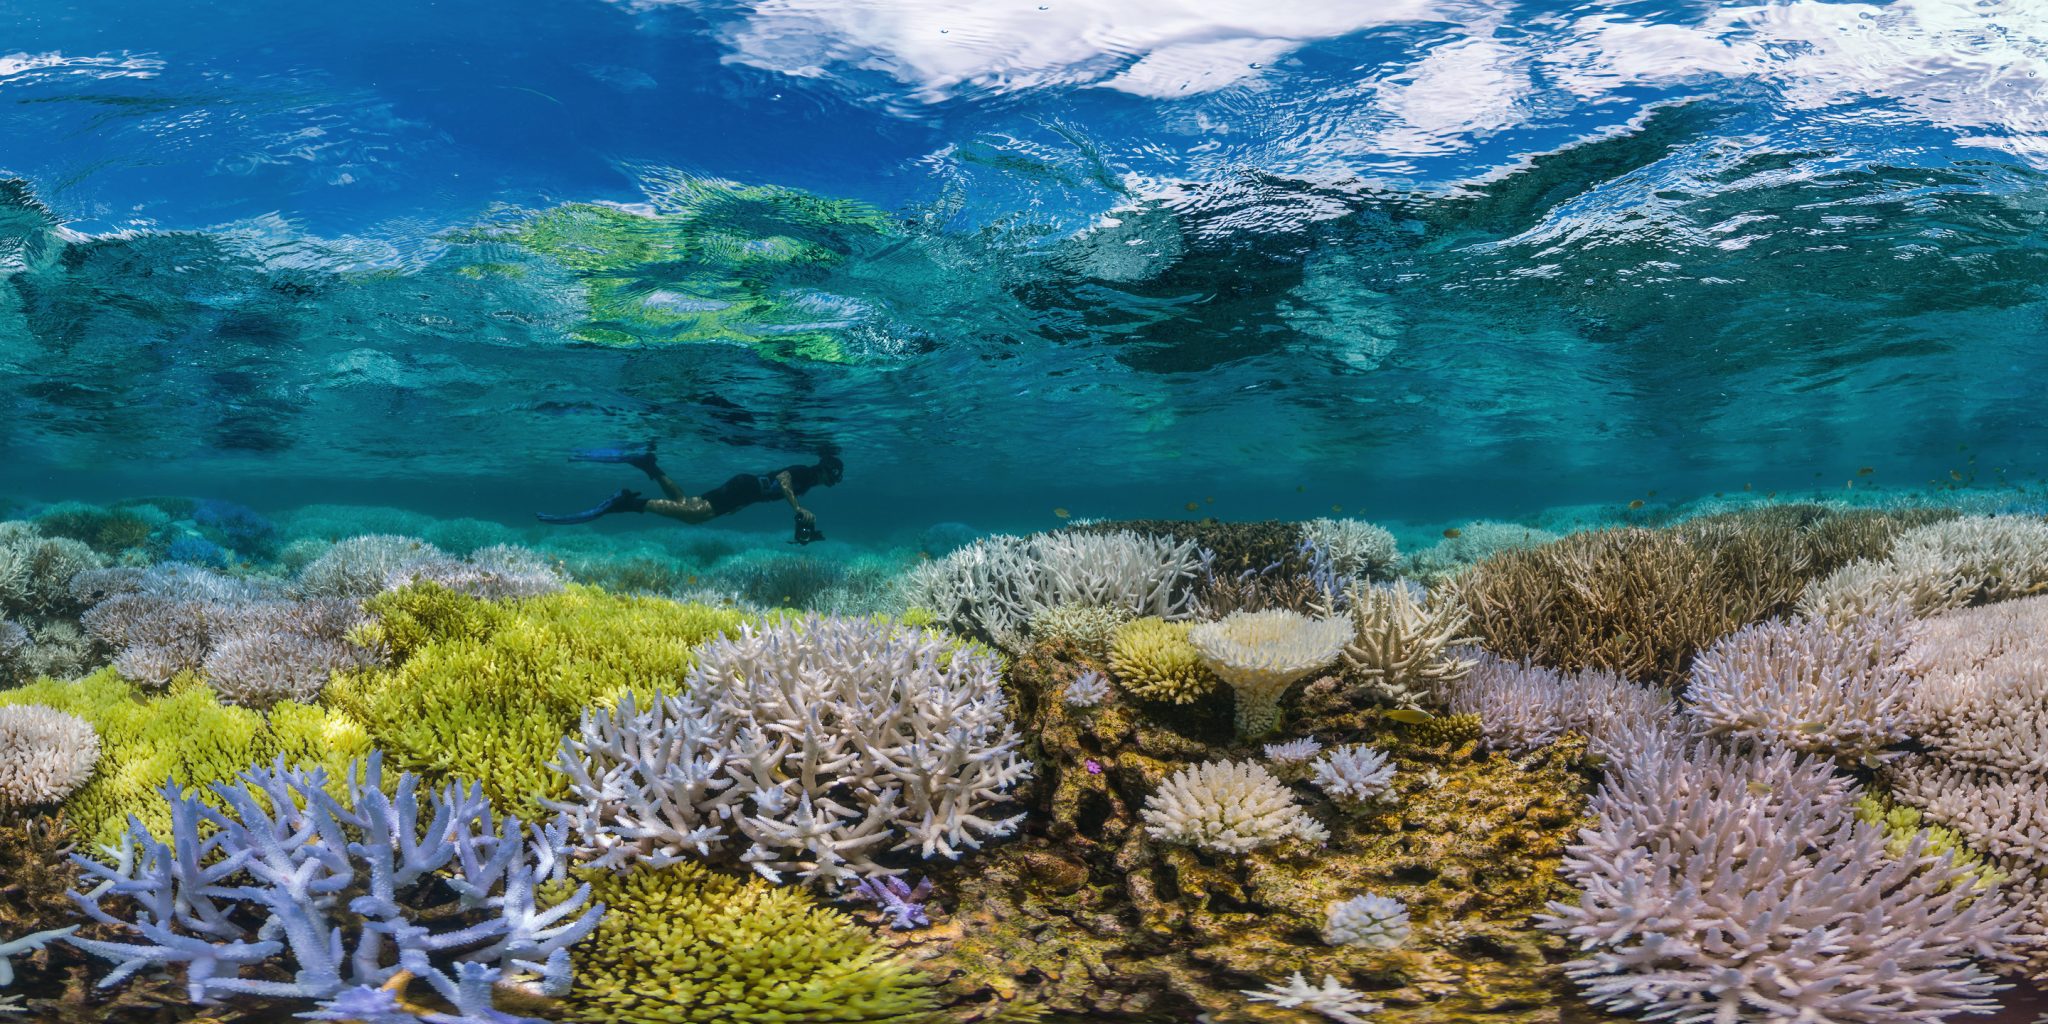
[1186,501,1201,512]
[1951,470,1964,481]
[1743,482,1753,491]
[1747,780,1774,796]
[1766,491,1777,498]
[1628,499,1644,510]
[1795,721,1828,734]
[1296,484,1307,492]
[1332,504,1344,513]
[1647,490,1658,498]
[1857,466,1874,476]
[1442,528,1462,539]
[1053,507,1070,518]
[1204,496,1215,504]
[1384,709,1435,725]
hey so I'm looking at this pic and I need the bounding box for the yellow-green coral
[555,862,935,1024]
[1855,792,2003,889]
[1107,617,1217,704]
[0,669,369,845]
[325,584,748,815]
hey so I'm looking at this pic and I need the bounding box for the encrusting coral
[548,614,1033,887]
[548,862,935,1024]
[1187,609,1352,737]
[0,705,99,808]
[1107,616,1219,704]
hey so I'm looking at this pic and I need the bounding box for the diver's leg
[537,489,649,524]
[645,467,689,502]
[645,496,717,524]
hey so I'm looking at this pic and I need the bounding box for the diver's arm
[777,472,809,517]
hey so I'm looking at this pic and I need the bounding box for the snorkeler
[537,443,842,545]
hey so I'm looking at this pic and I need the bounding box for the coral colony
[4,501,2048,1023]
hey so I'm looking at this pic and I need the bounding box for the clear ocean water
[8,2,2048,1023]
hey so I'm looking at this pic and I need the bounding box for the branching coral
[1401,521,1557,585]
[1140,760,1328,854]
[1538,733,2022,1024]
[0,705,99,808]
[901,530,1205,652]
[66,755,602,1022]
[1029,602,1132,658]
[1800,515,2048,623]
[1063,669,1111,708]
[549,614,1033,887]
[1107,616,1218,704]
[1187,610,1352,737]
[550,862,933,1024]
[1300,518,1400,581]
[328,584,746,816]
[294,534,449,600]
[1308,744,1397,813]
[1340,583,1475,708]
[1684,603,1919,763]
[1441,654,1676,762]
[1240,973,1380,1024]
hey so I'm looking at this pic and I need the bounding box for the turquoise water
[8,4,2048,1023]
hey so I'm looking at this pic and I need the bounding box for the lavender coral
[66,754,602,1021]
[1538,732,2021,1023]
[1442,654,1676,761]
[1684,604,1918,762]
[1187,609,1353,737]
[1309,744,1397,812]
[549,615,1033,887]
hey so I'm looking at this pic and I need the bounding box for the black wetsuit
[702,463,826,517]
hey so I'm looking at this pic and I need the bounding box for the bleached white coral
[1301,518,1399,580]
[0,704,99,807]
[1323,894,1409,950]
[1402,521,1558,585]
[1341,583,1475,708]
[1063,669,1111,708]
[1188,609,1352,737]
[293,534,447,599]
[1684,605,1918,762]
[1538,733,2022,1023]
[1800,515,2048,623]
[901,530,1205,653]
[1141,760,1328,854]
[1443,654,1676,762]
[1029,602,1133,658]
[1310,744,1397,812]
[549,614,1034,887]
[1241,972,1381,1023]
[1263,737,1324,782]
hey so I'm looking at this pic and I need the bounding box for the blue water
[6,0,2048,535]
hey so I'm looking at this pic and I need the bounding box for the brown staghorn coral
[891,637,1604,1024]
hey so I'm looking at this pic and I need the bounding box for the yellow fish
[1857,466,1874,476]
[1442,528,1461,539]
[1628,499,1644,510]
[1053,507,1071,518]
[1383,709,1435,725]
[1331,504,1344,513]
[1185,501,1201,512]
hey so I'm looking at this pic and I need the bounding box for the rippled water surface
[7,0,2048,530]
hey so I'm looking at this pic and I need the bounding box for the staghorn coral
[0,670,369,845]
[1801,515,2048,623]
[67,755,601,1021]
[1072,519,1306,579]
[1242,973,1381,1023]
[1323,894,1410,950]
[1187,610,1353,738]
[550,862,934,1024]
[328,583,746,816]
[293,534,448,599]
[1341,584,1475,709]
[1441,654,1677,763]
[1309,744,1398,813]
[0,618,26,683]
[1107,616,1218,704]
[1683,604,1919,763]
[0,525,104,618]
[0,705,99,808]
[901,530,1205,653]
[1455,523,1811,686]
[1140,760,1329,854]
[549,614,1033,887]
[850,876,937,932]
[1401,521,1557,585]
[1301,518,1400,581]
[1263,737,1324,782]
[1538,732,2022,1024]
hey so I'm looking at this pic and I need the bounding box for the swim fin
[537,488,648,524]
[569,443,659,474]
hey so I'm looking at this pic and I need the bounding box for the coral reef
[1801,515,2048,623]
[1309,744,1398,813]
[1323,895,1410,950]
[1441,655,1676,763]
[549,862,934,1024]
[1243,973,1382,1023]
[1683,604,1918,763]
[903,530,1204,653]
[1029,603,1132,659]
[1300,519,1401,582]
[1141,760,1330,854]
[0,705,99,808]
[1063,668,1111,708]
[1188,610,1352,737]
[67,755,601,1020]
[1341,584,1475,709]
[549,614,1033,886]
